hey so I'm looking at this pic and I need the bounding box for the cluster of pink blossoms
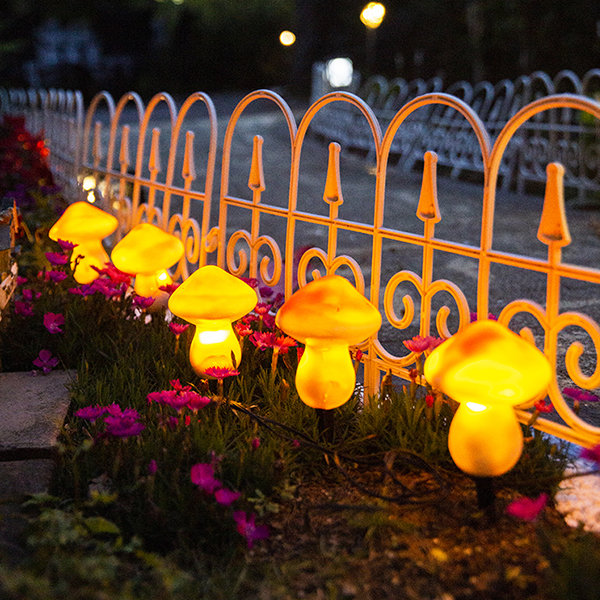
[147,379,211,412]
[75,403,145,438]
[403,335,445,354]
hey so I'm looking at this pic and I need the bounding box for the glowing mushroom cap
[111,223,184,274]
[168,265,257,322]
[49,201,118,242]
[275,274,381,345]
[424,320,551,407]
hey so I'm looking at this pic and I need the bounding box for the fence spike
[182,131,196,181]
[148,128,161,174]
[417,151,441,223]
[119,126,130,170]
[248,135,265,192]
[323,142,343,206]
[537,162,571,247]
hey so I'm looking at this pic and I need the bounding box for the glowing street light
[360,2,386,29]
[279,30,296,46]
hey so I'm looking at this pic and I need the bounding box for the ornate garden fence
[1,85,600,449]
[312,67,600,199]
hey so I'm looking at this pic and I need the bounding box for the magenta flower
[240,277,259,288]
[251,437,261,450]
[32,349,59,374]
[14,300,34,317]
[168,322,190,336]
[48,270,68,283]
[91,263,132,285]
[425,394,435,408]
[214,488,241,506]
[43,312,65,334]
[204,366,240,379]
[403,335,433,354]
[505,493,548,522]
[580,444,600,465]
[234,322,253,337]
[45,251,69,266]
[533,399,553,413]
[74,405,107,422]
[184,391,211,411]
[56,239,78,251]
[132,295,155,310]
[563,387,599,403]
[16,276,28,286]
[190,463,221,494]
[22,288,41,301]
[68,285,94,296]
[148,459,158,475]
[147,389,178,405]
[232,511,269,548]
[104,414,145,438]
[159,283,179,295]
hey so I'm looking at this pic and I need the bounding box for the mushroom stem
[189,319,240,376]
[316,408,335,443]
[70,241,110,284]
[296,342,356,410]
[135,269,172,298]
[473,476,496,521]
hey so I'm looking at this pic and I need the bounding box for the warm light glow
[168,266,258,376]
[424,320,552,477]
[48,201,118,284]
[111,224,184,303]
[360,2,386,29]
[279,30,296,46]
[82,175,96,191]
[276,275,381,410]
[325,57,353,88]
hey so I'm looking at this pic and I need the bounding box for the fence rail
[2,85,600,449]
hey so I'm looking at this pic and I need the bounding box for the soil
[241,468,586,600]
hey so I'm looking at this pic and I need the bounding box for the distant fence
[312,67,600,198]
[1,85,600,449]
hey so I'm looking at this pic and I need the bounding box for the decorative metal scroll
[3,85,600,449]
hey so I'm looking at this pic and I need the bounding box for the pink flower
[190,463,221,494]
[250,331,278,350]
[425,394,435,408]
[43,312,65,334]
[204,366,240,379]
[148,459,158,475]
[292,439,301,448]
[132,295,155,310]
[14,300,34,317]
[56,239,77,251]
[183,391,211,411]
[32,349,59,374]
[254,303,270,316]
[506,493,548,522]
[45,252,69,266]
[16,276,28,286]
[214,488,241,506]
[147,389,179,405]
[168,322,190,336]
[91,263,132,285]
[159,283,179,295]
[48,270,68,283]
[534,399,553,413]
[22,288,41,301]
[563,387,599,403]
[240,277,259,288]
[232,511,269,548]
[403,335,432,354]
[170,379,191,393]
[470,312,498,322]
[104,414,145,438]
[251,437,261,450]
[75,405,107,422]
[68,285,94,296]
[234,322,253,337]
[580,444,600,465]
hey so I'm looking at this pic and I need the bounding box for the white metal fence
[2,85,600,449]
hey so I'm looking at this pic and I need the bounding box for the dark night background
[1,0,599,100]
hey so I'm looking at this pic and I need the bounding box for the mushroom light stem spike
[275,275,382,410]
[111,223,184,304]
[48,201,118,284]
[424,320,552,477]
[168,266,257,376]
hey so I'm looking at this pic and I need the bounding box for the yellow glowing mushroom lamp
[424,320,552,477]
[49,201,118,284]
[168,265,257,376]
[276,274,381,410]
[111,223,184,302]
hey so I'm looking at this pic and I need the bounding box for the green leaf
[83,516,121,536]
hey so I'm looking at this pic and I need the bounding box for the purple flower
[45,252,69,266]
[132,295,155,310]
[580,444,600,465]
[104,414,145,438]
[563,387,599,403]
[56,239,77,251]
[184,391,211,411]
[48,270,68,283]
[14,300,34,317]
[190,463,221,494]
[148,459,158,475]
[168,322,190,336]
[16,276,28,286]
[75,405,107,422]
[214,488,241,506]
[43,312,65,334]
[32,349,59,374]
[505,493,548,522]
[232,511,269,548]
[22,288,41,301]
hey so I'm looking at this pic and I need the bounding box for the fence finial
[417,151,440,223]
[248,135,265,192]
[323,142,343,206]
[537,162,571,247]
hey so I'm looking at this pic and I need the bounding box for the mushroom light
[49,201,118,284]
[168,265,257,376]
[111,223,184,303]
[276,275,381,410]
[424,320,552,478]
